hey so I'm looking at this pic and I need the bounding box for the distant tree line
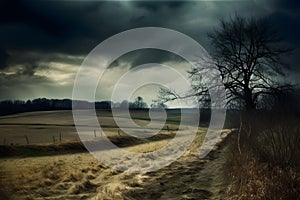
[0,98,106,116]
[0,96,158,116]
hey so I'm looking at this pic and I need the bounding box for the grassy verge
[0,131,177,158]
[224,112,300,199]
[226,152,300,199]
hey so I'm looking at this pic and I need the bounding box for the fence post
[94,130,96,138]
[59,130,62,142]
[24,135,29,145]
[118,129,121,136]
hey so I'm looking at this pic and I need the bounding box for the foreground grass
[0,130,178,158]
[226,153,300,200]
[0,128,233,200]
[224,111,300,199]
[0,109,237,199]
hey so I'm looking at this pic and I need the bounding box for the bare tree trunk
[238,113,242,155]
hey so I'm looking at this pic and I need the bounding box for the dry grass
[224,111,300,200]
[0,110,181,145]
[0,130,176,158]
[0,128,233,200]
[0,109,234,199]
[0,153,112,199]
[225,154,300,200]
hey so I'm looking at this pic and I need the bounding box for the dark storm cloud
[0,1,187,70]
[6,51,84,69]
[275,0,300,14]
[0,51,84,79]
[0,0,63,33]
[1,1,298,56]
[0,49,9,70]
[0,71,74,100]
[18,64,38,76]
[0,1,103,55]
[133,1,186,11]
[262,0,300,74]
[268,0,300,45]
[0,1,268,68]
[109,49,186,69]
[0,0,299,100]
[0,0,196,74]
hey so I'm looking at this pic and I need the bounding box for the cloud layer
[0,0,299,104]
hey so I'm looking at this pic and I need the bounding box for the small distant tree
[120,100,129,109]
[130,96,148,109]
[150,99,167,109]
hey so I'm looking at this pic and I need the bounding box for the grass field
[0,110,231,199]
[0,110,184,145]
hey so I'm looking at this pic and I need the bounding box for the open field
[0,110,231,199]
[0,111,79,145]
[0,110,184,145]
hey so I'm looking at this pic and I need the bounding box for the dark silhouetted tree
[130,96,148,109]
[206,15,293,110]
[160,15,293,110]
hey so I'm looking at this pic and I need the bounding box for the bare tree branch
[159,15,293,110]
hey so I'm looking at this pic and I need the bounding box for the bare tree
[150,99,167,108]
[131,96,148,109]
[160,15,293,110]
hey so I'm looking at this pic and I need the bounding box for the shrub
[225,109,300,199]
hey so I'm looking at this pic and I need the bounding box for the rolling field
[0,110,231,199]
[0,111,79,145]
[0,110,184,145]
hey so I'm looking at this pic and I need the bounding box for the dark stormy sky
[0,0,299,106]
